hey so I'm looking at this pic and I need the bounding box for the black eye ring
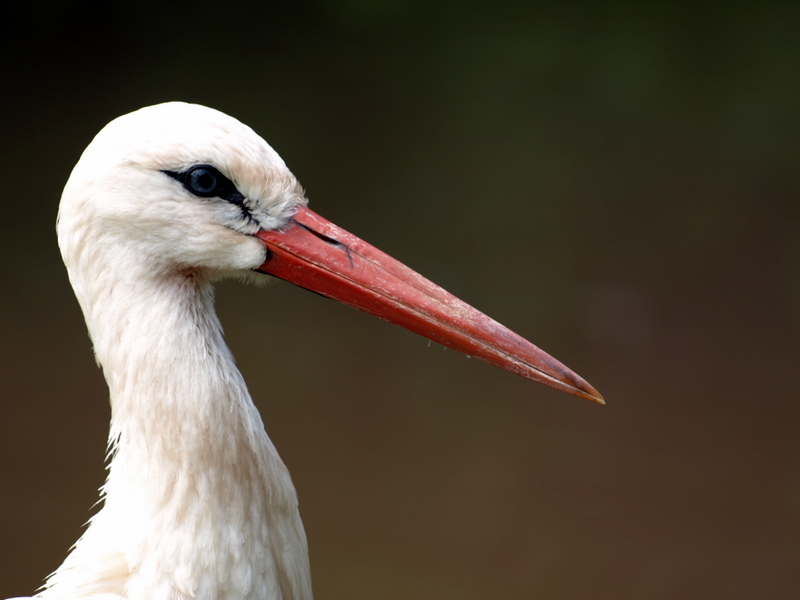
[182,165,227,197]
[163,165,250,215]
[163,164,239,199]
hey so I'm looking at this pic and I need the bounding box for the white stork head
[58,102,304,282]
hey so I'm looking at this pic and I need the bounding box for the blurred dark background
[2,1,799,598]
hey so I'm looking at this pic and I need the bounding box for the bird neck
[97,270,260,467]
[99,270,273,497]
[44,265,312,600]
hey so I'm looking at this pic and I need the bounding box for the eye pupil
[186,166,219,196]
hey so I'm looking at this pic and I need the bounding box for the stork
[10,102,602,600]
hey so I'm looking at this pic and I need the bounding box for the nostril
[294,220,345,248]
[294,221,355,269]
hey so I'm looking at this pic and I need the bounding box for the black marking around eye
[163,165,258,226]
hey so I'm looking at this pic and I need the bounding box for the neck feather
[43,263,312,600]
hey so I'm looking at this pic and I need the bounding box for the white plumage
[10,102,601,600]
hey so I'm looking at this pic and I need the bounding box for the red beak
[255,207,603,404]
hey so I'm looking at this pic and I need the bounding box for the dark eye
[162,165,247,208]
[184,165,224,197]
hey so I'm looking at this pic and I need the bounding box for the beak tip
[546,361,604,405]
[575,381,606,404]
[580,386,605,405]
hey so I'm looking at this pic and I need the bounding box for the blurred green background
[2,1,799,598]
